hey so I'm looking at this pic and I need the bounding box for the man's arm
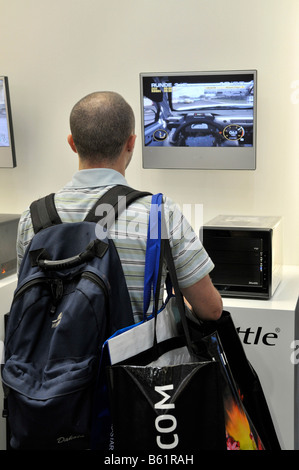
[180,274,223,321]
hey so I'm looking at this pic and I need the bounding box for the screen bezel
[140,70,257,170]
[0,76,16,168]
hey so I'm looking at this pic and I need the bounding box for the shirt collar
[65,168,129,188]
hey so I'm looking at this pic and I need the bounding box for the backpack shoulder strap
[30,193,62,234]
[30,185,152,234]
[84,185,152,226]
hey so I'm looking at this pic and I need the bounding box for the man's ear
[127,134,137,153]
[67,134,78,153]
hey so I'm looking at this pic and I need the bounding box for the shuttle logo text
[237,326,278,346]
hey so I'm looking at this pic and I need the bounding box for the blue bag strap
[143,193,163,319]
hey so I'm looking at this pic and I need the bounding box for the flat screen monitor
[0,76,16,168]
[140,70,257,170]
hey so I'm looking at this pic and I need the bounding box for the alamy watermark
[93,197,204,244]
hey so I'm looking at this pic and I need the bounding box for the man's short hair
[69,91,135,162]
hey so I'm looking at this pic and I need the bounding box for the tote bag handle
[143,194,194,353]
[143,193,163,318]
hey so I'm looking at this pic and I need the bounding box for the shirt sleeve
[163,196,214,288]
[16,208,35,273]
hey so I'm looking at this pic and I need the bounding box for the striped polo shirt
[16,169,214,323]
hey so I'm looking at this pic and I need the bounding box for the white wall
[0,0,298,264]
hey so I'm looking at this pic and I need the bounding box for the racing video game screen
[140,71,257,170]
[0,76,16,168]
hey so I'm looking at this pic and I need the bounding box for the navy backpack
[1,185,150,450]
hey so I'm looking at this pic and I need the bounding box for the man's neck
[78,160,125,176]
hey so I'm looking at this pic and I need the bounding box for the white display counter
[223,265,299,450]
[0,274,17,450]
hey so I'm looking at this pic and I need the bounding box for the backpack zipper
[49,279,64,315]
[14,278,52,301]
[81,271,108,296]
[13,278,64,315]
[13,271,108,315]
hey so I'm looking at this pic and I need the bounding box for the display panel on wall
[0,76,16,168]
[140,70,257,170]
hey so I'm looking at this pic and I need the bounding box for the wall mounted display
[0,76,16,168]
[140,70,257,170]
